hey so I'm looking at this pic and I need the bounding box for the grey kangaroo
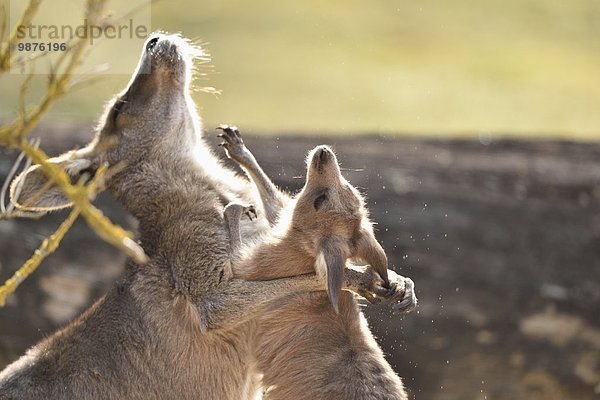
[221,128,416,400]
[0,34,411,399]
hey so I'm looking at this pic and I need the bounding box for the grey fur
[1,33,410,399]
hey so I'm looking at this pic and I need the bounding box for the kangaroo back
[256,291,407,400]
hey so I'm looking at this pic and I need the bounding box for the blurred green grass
[1,0,599,139]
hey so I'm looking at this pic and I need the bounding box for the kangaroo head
[291,145,389,312]
[10,33,205,212]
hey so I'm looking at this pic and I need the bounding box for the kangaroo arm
[219,126,289,225]
[198,264,405,331]
[198,274,321,330]
[223,203,256,252]
[238,151,287,225]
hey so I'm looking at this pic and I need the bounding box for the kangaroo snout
[146,35,184,67]
[317,146,331,163]
[140,33,203,86]
[309,145,338,174]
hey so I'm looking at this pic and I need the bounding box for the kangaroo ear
[316,238,348,313]
[10,155,94,212]
[354,223,389,286]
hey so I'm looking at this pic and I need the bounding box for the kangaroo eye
[314,193,328,210]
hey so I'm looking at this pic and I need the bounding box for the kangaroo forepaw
[244,205,257,221]
[391,275,417,314]
[217,124,250,163]
[356,268,417,313]
[349,267,389,304]
[224,202,257,222]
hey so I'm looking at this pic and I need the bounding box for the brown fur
[257,291,405,400]
[221,130,414,399]
[0,33,409,399]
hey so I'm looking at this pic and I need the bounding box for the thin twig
[1,151,27,215]
[0,137,43,219]
[0,0,150,307]
[0,0,42,72]
[0,0,109,146]
[0,207,80,306]
[0,4,7,44]
[17,141,147,264]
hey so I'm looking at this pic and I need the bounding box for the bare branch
[0,4,7,43]
[0,138,44,219]
[17,141,148,264]
[0,0,151,307]
[0,207,80,306]
[0,0,42,72]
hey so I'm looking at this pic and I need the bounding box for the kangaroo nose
[146,37,159,51]
[317,147,330,162]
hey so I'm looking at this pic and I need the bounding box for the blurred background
[1,0,599,399]
[1,0,600,137]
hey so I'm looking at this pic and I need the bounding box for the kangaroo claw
[244,205,257,221]
[216,124,249,163]
[391,277,417,314]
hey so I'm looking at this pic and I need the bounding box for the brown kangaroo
[221,128,416,400]
[0,34,410,399]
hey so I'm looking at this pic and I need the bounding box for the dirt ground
[1,125,599,399]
